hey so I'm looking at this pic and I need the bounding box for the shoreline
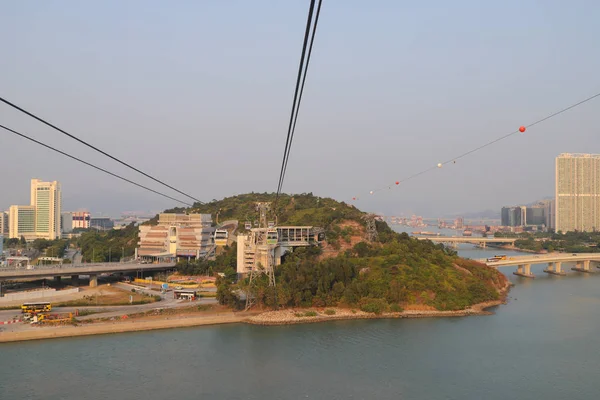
[248,275,511,326]
[0,281,512,343]
[0,313,247,343]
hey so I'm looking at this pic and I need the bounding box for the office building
[31,179,62,240]
[0,211,8,235]
[556,153,600,232]
[137,213,214,261]
[525,204,546,226]
[9,205,36,240]
[9,179,62,240]
[501,206,527,227]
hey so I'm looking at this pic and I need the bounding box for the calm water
[2,231,600,399]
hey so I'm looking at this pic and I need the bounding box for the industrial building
[556,153,600,232]
[136,213,215,262]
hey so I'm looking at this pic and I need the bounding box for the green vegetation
[31,238,69,259]
[78,223,138,262]
[294,311,318,317]
[324,309,336,315]
[496,231,600,253]
[188,192,365,233]
[210,193,506,313]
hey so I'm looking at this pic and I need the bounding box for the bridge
[0,262,175,287]
[481,253,600,278]
[416,236,518,248]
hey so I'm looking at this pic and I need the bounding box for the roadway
[0,281,217,324]
[482,253,600,267]
[416,236,518,244]
[0,261,175,280]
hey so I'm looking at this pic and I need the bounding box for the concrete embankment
[0,313,247,343]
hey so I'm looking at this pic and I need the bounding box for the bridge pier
[572,260,594,273]
[544,261,566,276]
[89,274,98,288]
[71,275,79,286]
[514,263,534,278]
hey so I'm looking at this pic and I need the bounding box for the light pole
[122,247,124,263]
[109,247,111,263]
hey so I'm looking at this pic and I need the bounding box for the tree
[20,236,27,246]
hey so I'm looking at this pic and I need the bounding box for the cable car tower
[245,202,278,310]
[363,214,379,243]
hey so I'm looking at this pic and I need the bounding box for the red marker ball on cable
[519,126,526,133]
[395,181,399,185]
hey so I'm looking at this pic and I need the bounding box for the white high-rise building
[30,179,61,240]
[555,153,600,232]
[9,179,62,240]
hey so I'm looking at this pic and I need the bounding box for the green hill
[187,193,507,312]
[76,192,508,313]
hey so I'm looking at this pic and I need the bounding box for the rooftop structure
[137,213,214,261]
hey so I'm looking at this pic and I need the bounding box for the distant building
[0,211,8,235]
[61,212,73,234]
[9,205,36,240]
[501,206,527,227]
[72,211,91,230]
[9,179,61,240]
[136,213,214,261]
[30,179,61,240]
[454,217,464,230]
[556,153,600,232]
[525,204,546,226]
[63,211,91,233]
[544,199,555,230]
[90,217,114,231]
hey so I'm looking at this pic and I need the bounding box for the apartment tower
[555,153,600,232]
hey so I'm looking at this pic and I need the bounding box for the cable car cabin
[21,302,52,314]
[244,221,252,230]
[214,229,228,246]
[173,289,197,300]
[267,221,275,228]
[266,229,279,245]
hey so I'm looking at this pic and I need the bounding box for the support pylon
[363,214,379,243]
[245,202,277,310]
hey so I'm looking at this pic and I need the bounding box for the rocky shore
[248,280,511,326]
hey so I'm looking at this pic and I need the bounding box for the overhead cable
[278,0,323,195]
[354,90,600,200]
[0,96,203,204]
[0,123,193,206]
[275,0,318,201]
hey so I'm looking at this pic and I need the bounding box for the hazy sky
[1,1,599,218]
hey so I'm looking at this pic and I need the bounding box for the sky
[1,0,599,218]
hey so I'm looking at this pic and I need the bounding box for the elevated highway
[0,262,176,287]
[416,236,517,248]
[481,253,600,278]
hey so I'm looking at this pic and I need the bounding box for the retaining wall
[0,288,80,303]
